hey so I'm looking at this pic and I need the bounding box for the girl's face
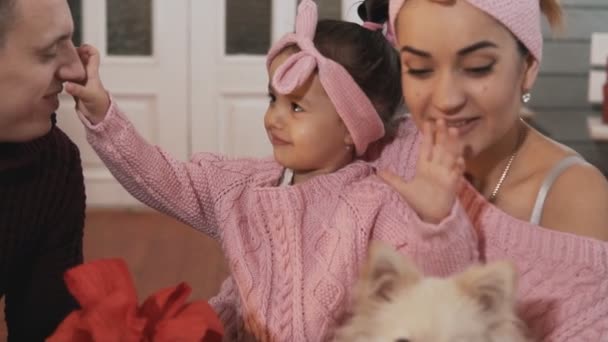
[396,0,539,158]
[264,51,353,178]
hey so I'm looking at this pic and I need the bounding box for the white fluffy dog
[334,242,531,342]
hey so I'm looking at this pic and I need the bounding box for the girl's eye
[292,103,304,112]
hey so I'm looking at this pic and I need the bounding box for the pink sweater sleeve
[460,183,608,341]
[370,120,608,339]
[347,178,479,277]
[377,193,479,277]
[80,101,270,238]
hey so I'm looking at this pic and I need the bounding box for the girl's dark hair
[357,0,389,24]
[311,11,402,137]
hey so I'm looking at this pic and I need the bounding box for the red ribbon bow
[48,259,223,342]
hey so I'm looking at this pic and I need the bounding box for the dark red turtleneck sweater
[0,116,85,341]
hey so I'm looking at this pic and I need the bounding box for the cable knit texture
[369,119,608,342]
[82,100,608,340]
[81,102,477,341]
[0,117,86,341]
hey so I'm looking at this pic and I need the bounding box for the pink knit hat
[266,0,385,156]
[388,0,543,62]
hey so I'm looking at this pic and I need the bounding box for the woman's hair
[540,0,563,30]
[305,14,403,137]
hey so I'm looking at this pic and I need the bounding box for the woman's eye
[465,63,495,75]
[406,68,432,77]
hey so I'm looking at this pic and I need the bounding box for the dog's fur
[334,242,531,342]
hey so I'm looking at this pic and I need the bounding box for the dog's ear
[357,241,421,302]
[455,261,517,314]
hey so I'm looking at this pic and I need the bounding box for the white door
[57,0,190,207]
[190,0,363,158]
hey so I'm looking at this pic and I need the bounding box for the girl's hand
[65,44,110,125]
[380,119,464,223]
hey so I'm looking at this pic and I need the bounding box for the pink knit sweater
[81,103,477,341]
[367,119,608,341]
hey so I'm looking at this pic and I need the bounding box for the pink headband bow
[266,0,385,156]
[388,0,543,62]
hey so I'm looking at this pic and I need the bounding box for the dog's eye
[395,339,410,342]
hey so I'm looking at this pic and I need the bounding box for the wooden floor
[0,209,230,340]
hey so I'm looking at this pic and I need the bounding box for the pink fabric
[362,21,384,31]
[388,0,543,62]
[81,101,608,340]
[80,102,477,341]
[368,119,608,341]
[266,0,385,155]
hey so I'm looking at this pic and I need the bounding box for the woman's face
[395,0,539,157]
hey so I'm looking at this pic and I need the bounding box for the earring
[522,92,531,104]
[345,145,352,151]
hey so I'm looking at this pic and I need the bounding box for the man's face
[0,0,85,142]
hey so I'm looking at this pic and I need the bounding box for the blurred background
[2,0,607,339]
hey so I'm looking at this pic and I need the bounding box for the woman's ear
[521,53,540,94]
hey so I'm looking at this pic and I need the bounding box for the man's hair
[0,0,17,48]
